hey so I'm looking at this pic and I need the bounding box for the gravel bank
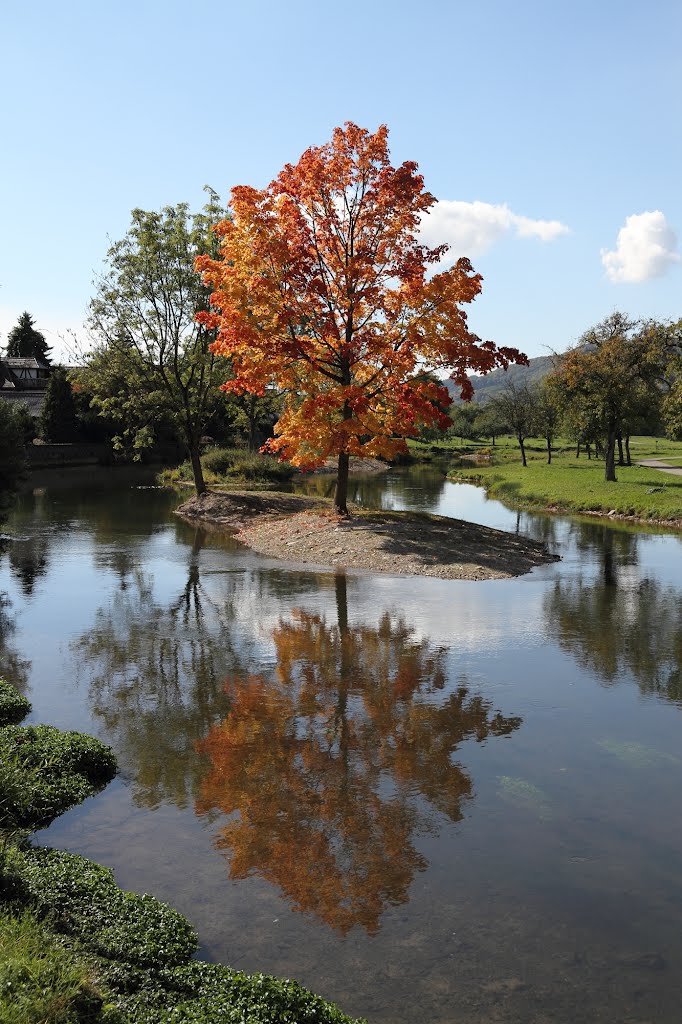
[175,491,559,581]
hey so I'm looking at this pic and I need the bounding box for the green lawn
[448,441,682,521]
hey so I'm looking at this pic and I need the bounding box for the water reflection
[9,534,51,596]
[546,522,682,701]
[72,530,236,808]
[0,589,30,693]
[291,464,449,513]
[196,574,522,935]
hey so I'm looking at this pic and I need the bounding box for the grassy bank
[0,678,365,1024]
[448,440,682,522]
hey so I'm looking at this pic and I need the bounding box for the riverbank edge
[448,467,682,531]
[174,490,560,580]
[0,678,365,1024]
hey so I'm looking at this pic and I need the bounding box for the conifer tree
[5,312,52,362]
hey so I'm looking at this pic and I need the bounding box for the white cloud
[601,210,680,283]
[419,200,570,259]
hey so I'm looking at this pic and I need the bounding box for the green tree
[535,377,562,463]
[83,193,229,494]
[40,367,78,442]
[0,402,28,521]
[548,313,672,482]
[5,312,51,362]
[447,403,478,443]
[472,404,508,446]
[488,381,538,466]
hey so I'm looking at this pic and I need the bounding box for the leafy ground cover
[0,677,31,726]
[0,680,366,1024]
[0,724,117,832]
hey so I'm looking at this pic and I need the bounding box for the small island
[175,490,560,580]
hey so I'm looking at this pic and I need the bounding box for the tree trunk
[334,397,352,515]
[617,433,625,466]
[518,435,527,467]
[334,451,350,515]
[625,434,631,466]
[576,443,580,459]
[586,443,592,460]
[605,423,617,482]
[248,394,258,452]
[189,443,206,495]
[491,434,496,446]
[546,436,552,464]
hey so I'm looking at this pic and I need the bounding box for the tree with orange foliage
[196,123,526,513]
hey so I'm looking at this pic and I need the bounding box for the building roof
[2,356,51,370]
[0,390,45,417]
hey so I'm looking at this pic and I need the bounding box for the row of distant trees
[436,312,682,482]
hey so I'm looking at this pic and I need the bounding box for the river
[2,465,682,1023]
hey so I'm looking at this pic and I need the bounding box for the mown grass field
[411,435,682,522]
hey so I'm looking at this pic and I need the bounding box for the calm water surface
[3,465,682,1023]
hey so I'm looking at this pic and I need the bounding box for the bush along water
[160,447,296,488]
[0,678,366,1024]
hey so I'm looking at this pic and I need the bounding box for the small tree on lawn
[197,123,526,514]
[535,378,562,463]
[473,404,509,446]
[489,381,538,466]
[549,313,674,482]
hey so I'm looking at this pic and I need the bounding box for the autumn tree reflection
[196,574,521,935]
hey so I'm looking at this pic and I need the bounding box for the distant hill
[446,353,558,405]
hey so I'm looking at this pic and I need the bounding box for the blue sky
[1,0,680,363]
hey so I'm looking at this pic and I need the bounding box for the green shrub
[0,907,118,1023]
[0,677,31,726]
[202,447,295,483]
[0,726,116,831]
[200,447,237,475]
[161,448,296,487]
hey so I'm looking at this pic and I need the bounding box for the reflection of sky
[6,477,682,728]
[7,474,682,1023]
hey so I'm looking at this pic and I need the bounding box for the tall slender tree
[84,192,229,494]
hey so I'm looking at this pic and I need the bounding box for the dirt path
[175,491,559,581]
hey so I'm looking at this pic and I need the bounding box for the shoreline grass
[0,676,366,1024]
[448,446,682,523]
